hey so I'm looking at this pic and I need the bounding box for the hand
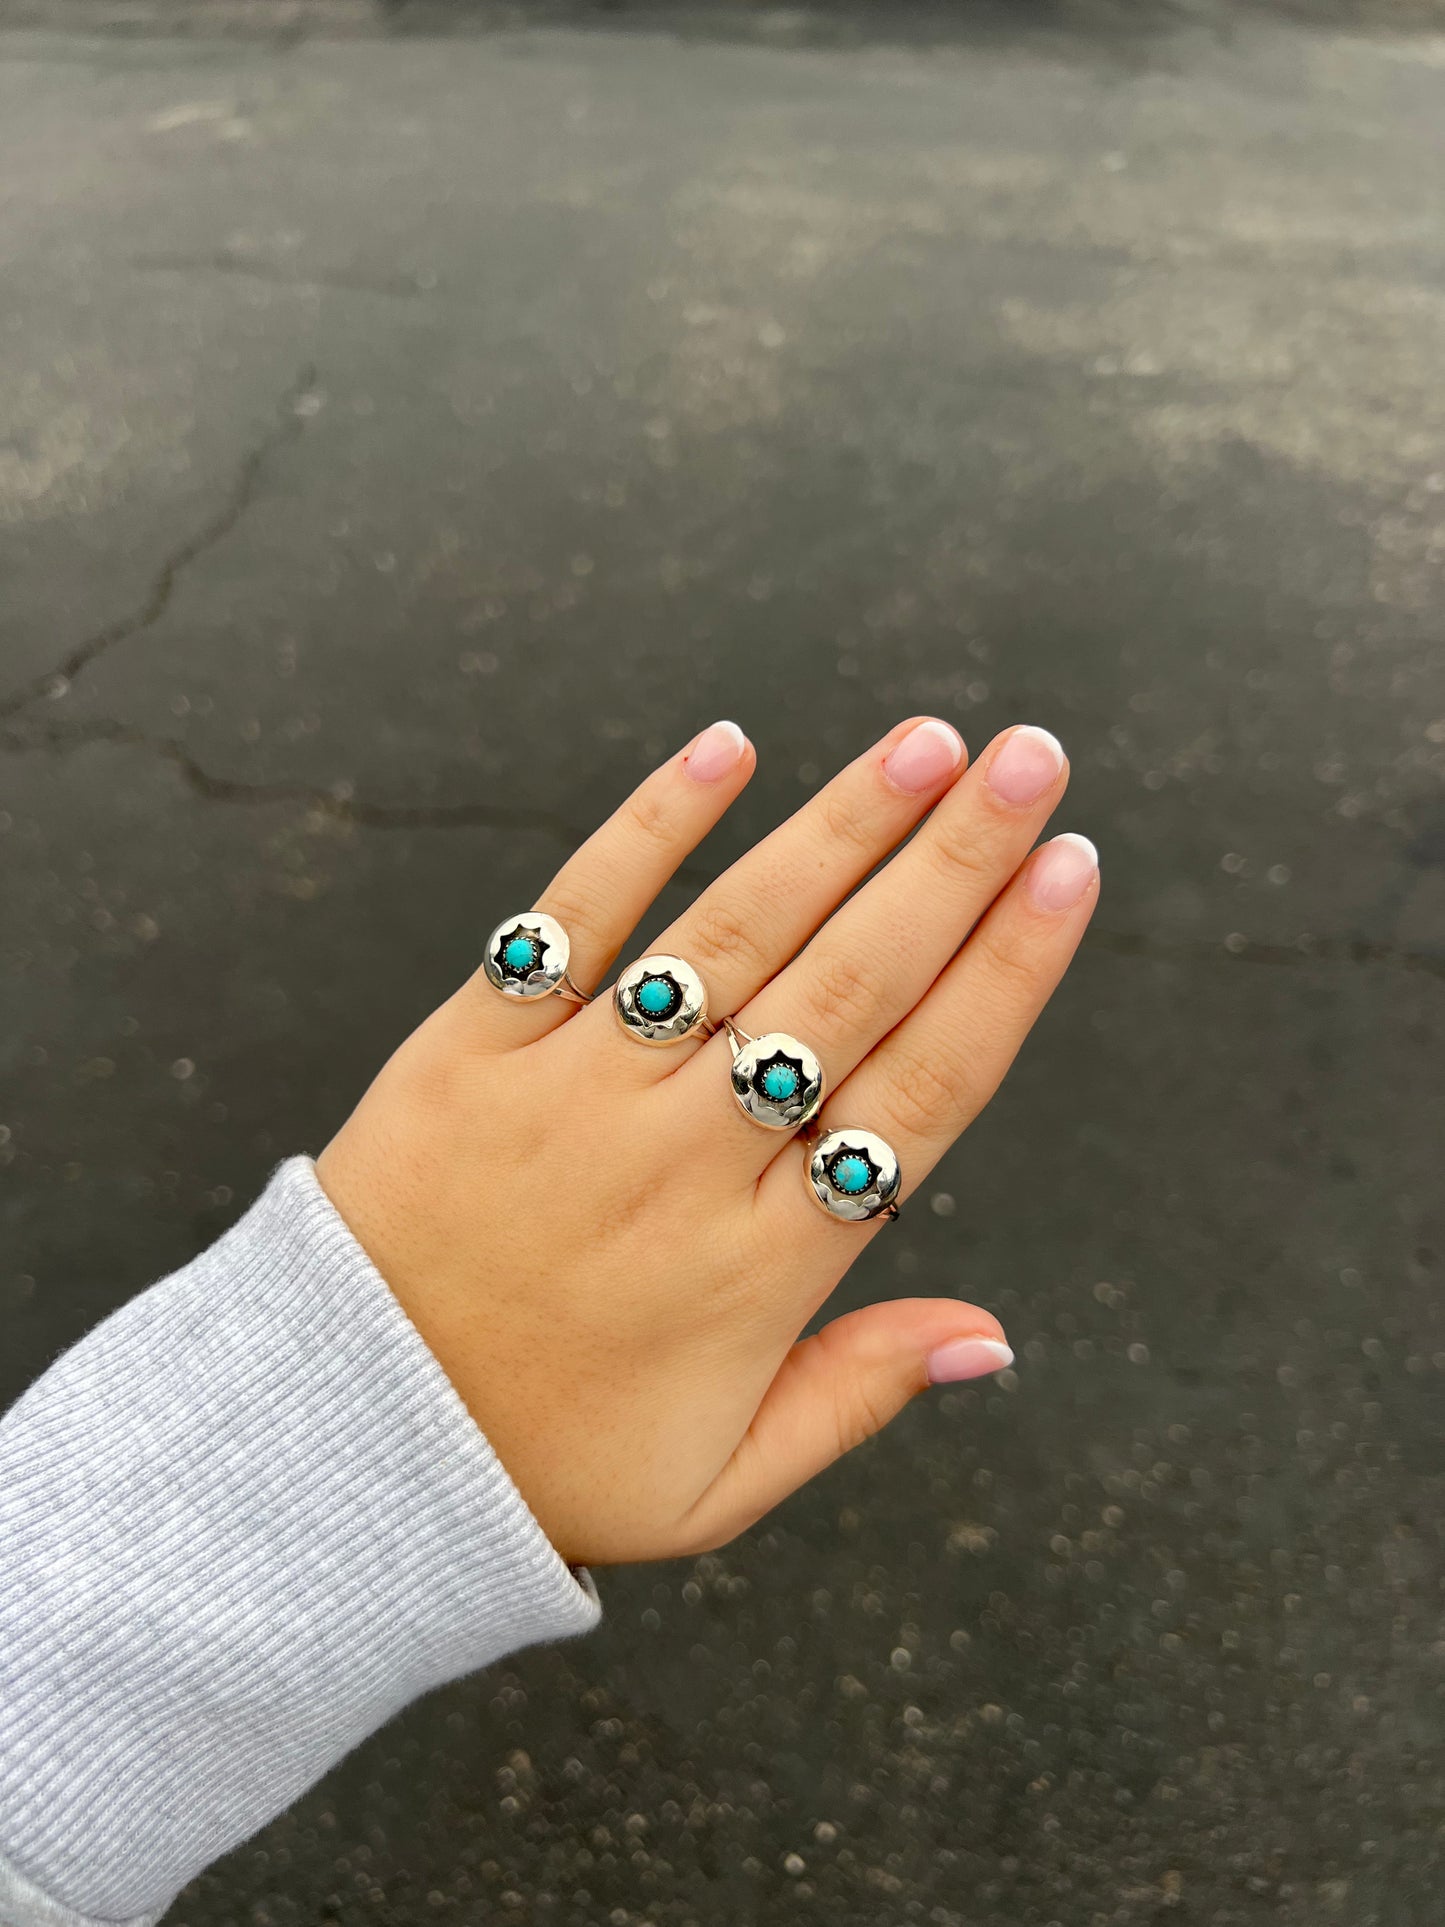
[316,717,1098,1566]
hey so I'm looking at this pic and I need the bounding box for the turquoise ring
[806,1128,901,1223]
[483,913,591,1004]
[724,1020,825,1131]
[614,954,713,1046]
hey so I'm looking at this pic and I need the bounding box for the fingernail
[985,726,1064,807]
[685,719,747,783]
[1027,832,1099,912]
[926,1336,1015,1385]
[882,718,965,795]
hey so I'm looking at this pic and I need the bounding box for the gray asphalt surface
[1,5,1442,1923]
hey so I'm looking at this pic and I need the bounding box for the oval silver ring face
[729,1030,825,1130]
[482,913,573,999]
[806,1128,902,1222]
[614,954,710,1045]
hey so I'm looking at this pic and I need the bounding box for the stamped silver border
[806,1128,902,1222]
[483,913,574,1000]
[614,953,711,1046]
[729,1029,825,1130]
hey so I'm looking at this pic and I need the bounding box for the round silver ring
[806,1128,902,1223]
[482,913,590,1003]
[614,954,713,1046]
[727,1027,825,1131]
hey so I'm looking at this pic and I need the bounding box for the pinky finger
[763,831,1099,1220]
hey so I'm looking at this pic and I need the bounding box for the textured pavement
[1,6,1442,1923]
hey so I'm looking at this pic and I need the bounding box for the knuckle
[817,784,877,859]
[830,1378,868,1459]
[847,1373,896,1453]
[539,878,604,942]
[923,812,996,891]
[817,1332,893,1457]
[805,952,884,1038]
[687,897,769,978]
[874,1040,969,1140]
[624,785,678,852]
[972,927,1045,1007]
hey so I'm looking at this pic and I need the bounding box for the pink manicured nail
[985,726,1064,806]
[685,720,747,783]
[1028,833,1099,912]
[882,718,964,794]
[926,1337,1015,1385]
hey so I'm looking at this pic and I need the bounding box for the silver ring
[482,913,591,1004]
[614,954,714,1046]
[806,1128,902,1223]
[724,1020,825,1131]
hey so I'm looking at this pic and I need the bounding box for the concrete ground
[2,4,1442,1923]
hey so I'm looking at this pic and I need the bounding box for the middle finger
[679,724,1069,1161]
[614,715,967,1050]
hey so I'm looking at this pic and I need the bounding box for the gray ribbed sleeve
[0,1158,600,1927]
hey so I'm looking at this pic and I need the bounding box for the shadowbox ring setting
[805,1127,902,1223]
[723,1019,825,1131]
[614,954,714,1046]
[483,913,591,1003]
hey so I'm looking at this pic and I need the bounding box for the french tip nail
[1027,831,1099,911]
[1055,832,1098,867]
[925,1336,1015,1385]
[984,725,1066,807]
[882,717,965,794]
[685,718,748,782]
[1017,725,1064,764]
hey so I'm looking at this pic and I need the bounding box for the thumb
[679,1299,1013,1552]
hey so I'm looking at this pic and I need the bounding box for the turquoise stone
[831,1154,871,1196]
[502,935,538,972]
[762,1062,800,1101]
[637,977,675,1017]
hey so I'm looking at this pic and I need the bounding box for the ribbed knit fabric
[0,1159,600,1927]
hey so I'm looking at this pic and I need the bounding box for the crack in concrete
[0,714,593,842]
[0,364,320,726]
[1,717,1439,981]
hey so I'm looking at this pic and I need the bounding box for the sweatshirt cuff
[0,1157,600,1926]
